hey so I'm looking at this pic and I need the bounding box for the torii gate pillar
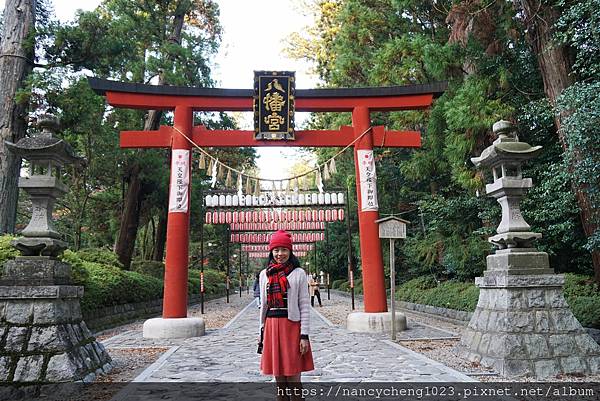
[142,106,205,338]
[353,107,387,313]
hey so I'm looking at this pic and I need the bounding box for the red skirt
[260,317,315,376]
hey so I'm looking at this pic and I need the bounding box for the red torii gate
[89,77,444,320]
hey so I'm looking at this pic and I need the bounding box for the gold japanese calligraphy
[253,71,295,140]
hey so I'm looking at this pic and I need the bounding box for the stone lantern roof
[471,120,542,168]
[4,114,78,165]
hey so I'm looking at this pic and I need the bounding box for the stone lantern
[0,115,112,385]
[6,115,75,256]
[458,120,600,378]
[471,120,543,250]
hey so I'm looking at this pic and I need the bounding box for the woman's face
[272,247,291,264]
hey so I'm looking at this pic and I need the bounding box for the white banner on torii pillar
[357,149,379,211]
[168,149,190,213]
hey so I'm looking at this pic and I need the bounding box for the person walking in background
[253,271,261,308]
[308,274,322,307]
[257,230,313,400]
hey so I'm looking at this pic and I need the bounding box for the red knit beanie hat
[268,230,293,251]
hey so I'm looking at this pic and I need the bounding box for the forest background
[0,0,598,325]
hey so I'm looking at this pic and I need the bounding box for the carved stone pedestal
[0,257,112,384]
[457,251,600,378]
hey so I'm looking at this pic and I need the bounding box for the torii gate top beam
[88,77,446,112]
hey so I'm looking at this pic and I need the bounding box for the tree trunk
[152,208,167,262]
[0,0,36,234]
[516,0,600,282]
[115,163,143,269]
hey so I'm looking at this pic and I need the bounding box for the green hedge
[332,272,600,329]
[332,278,363,294]
[0,235,18,270]
[395,276,480,312]
[62,250,164,314]
[0,237,228,315]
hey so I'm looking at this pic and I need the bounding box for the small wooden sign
[253,71,295,140]
[375,216,409,239]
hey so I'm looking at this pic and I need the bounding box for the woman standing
[258,230,314,399]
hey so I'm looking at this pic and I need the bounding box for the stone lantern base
[0,257,112,384]
[457,250,600,379]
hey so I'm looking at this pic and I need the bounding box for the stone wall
[84,292,228,332]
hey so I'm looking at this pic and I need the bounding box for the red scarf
[266,261,295,308]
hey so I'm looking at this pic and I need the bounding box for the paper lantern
[205,212,212,224]
[205,195,213,207]
[332,209,338,221]
[338,209,344,220]
[239,211,245,223]
[325,209,331,222]
[232,211,238,223]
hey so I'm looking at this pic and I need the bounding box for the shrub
[131,260,165,279]
[568,296,600,328]
[395,276,479,312]
[332,278,362,294]
[73,259,163,314]
[393,273,600,328]
[192,268,227,295]
[331,279,346,290]
[76,248,123,269]
[0,235,18,266]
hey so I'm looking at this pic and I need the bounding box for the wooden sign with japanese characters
[254,71,295,140]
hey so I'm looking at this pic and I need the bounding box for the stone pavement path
[103,301,474,384]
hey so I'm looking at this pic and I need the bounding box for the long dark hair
[267,250,301,269]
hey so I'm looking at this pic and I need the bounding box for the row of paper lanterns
[230,232,325,243]
[230,222,325,232]
[205,209,345,225]
[247,251,308,258]
[242,244,315,252]
[205,192,345,208]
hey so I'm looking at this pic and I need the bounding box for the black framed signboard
[253,71,295,140]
